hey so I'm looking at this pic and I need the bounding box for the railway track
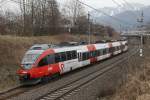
[0,47,138,100]
[38,48,139,100]
[0,82,46,100]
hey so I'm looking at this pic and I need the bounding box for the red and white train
[17,40,128,84]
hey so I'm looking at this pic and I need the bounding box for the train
[17,40,128,84]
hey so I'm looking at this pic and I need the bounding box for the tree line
[0,0,116,37]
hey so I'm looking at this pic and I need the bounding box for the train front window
[38,57,48,67]
[22,54,40,69]
[22,64,32,70]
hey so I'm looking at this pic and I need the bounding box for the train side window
[78,53,80,60]
[113,47,116,52]
[110,47,113,52]
[103,49,106,55]
[100,49,103,56]
[47,55,55,64]
[117,46,119,50]
[116,46,118,50]
[115,47,117,51]
[119,46,121,50]
[97,50,99,56]
[96,50,100,56]
[60,52,67,62]
[93,51,96,57]
[66,51,72,60]
[122,45,125,49]
[82,52,86,61]
[89,51,92,58]
[38,56,48,67]
[86,52,90,59]
[106,48,109,53]
[72,51,77,59]
[95,50,98,56]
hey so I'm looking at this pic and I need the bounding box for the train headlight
[48,67,53,71]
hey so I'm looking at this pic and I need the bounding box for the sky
[82,0,150,8]
[1,0,150,13]
[58,0,150,10]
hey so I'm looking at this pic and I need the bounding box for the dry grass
[0,34,119,91]
[103,46,150,100]
[0,34,81,90]
[0,33,121,92]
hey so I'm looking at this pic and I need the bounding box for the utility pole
[88,12,91,44]
[120,24,122,35]
[137,11,144,57]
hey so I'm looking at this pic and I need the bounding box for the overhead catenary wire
[121,0,138,17]
[76,0,133,26]
[111,0,137,18]
[61,1,113,26]
[112,0,122,8]
[10,0,133,28]
[122,0,135,9]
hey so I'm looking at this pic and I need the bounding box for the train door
[108,43,113,56]
[77,51,83,68]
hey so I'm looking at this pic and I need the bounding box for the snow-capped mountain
[91,3,150,31]
[91,3,145,17]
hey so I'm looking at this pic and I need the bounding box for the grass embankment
[99,46,150,100]
[1,34,115,91]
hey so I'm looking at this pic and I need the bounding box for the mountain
[91,3,150,31]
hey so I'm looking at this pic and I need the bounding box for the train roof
[29,44,58,50]
[29,40,127,51]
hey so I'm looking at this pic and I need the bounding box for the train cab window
[55,53,61,63]
[38,57,48,67]
[47,55,55,64]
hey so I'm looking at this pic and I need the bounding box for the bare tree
[61,0,86,33]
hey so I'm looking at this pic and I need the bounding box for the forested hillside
[0,0,117,37]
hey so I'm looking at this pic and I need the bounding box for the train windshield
[21,54,40,69]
